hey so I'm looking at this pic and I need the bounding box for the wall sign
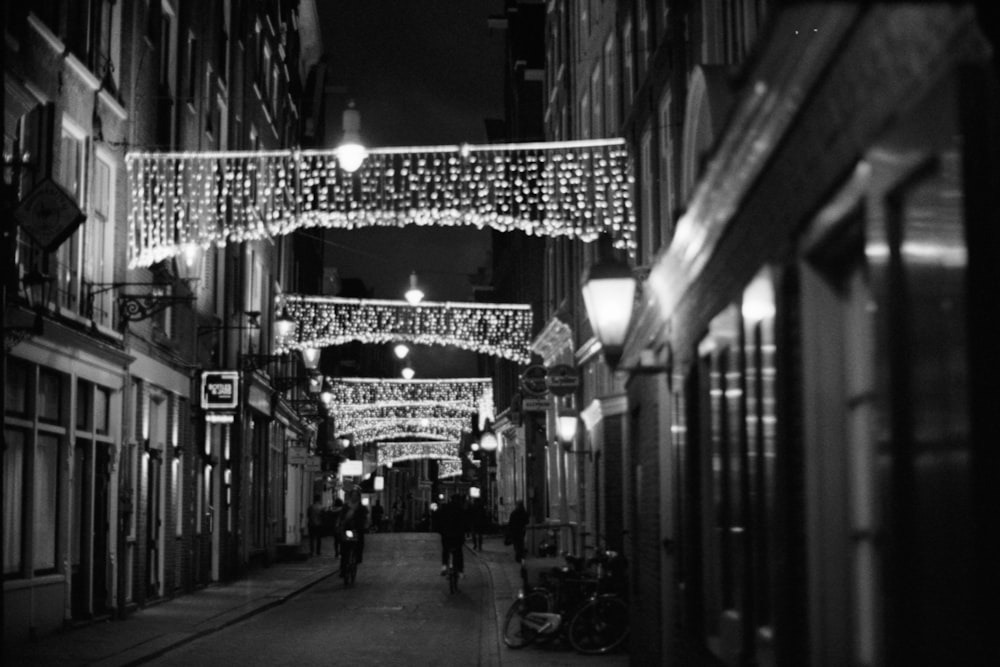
[546,364,579,396]
[201,371,240,410]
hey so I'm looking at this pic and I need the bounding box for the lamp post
[581,236,636,368]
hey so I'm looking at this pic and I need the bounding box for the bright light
[336,142,367,173]
[581,248,636,367]
[557,410,579,446]
[337,103,367,173]
[401,365,415,380]
[479,424,499,452]
[374,475,384,491]
[341,460,363,476]
[274,307,297,338]
[404,272,424,305]
[301,347,321,369]
[393,342,410,359]
[469,486,481,499]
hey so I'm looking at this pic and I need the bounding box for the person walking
[506,500,529,563]
[336,489,369,576]
[306,494,325,556]
[470,499,488,551]
[436,494,467,577]
[331,497,344,557]
[370,499,385,532]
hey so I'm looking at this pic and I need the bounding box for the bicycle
[340,529,359,587]
[502,547,629,654]
[445,545,461,594]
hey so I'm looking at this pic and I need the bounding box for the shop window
[3,428,26,577]
[34,433,61,573]
[5,358,30,416]
[698,304,744,627]
[38,368,64,424]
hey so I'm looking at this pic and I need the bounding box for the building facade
[533,1,999,666]
[4,0,323,643]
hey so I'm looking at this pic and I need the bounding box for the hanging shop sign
[201,371,240,410]
[546,364,579,396]
[13,178,86,252]
[520,364,548,397]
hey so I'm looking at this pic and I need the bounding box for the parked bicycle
[502,546,629,654]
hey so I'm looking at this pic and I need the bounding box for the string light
[323,377,493,409]
[376,441,460,468]
[336,417,469,442]
[276,294,533,363]
[125,139,636,268]
[438,459,462,479]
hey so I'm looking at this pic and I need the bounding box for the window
[658,91,675,242]
[186,32,198,104]
[640,126,656,263]
[97,0,123,92]
[3,428,26,577]
[55,120,87,313]
[623,18,634,109]
[591,64,603,138]
[604,34,618,135]
[87,150,115,327]
[159,3,177,96]
[262,44,272,101]
[638,0,649,78]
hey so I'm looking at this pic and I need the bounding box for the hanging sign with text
[201,371,240,410]
[546,364,579,396]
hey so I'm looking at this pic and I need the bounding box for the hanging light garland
[348,421,464,444]
[335,416,469,441]
[333,403,476,422]
[438,459,462,479]
[277,294,533,363]
[376,441,460,467]
[324,377,493,409]
[125,139,635,268]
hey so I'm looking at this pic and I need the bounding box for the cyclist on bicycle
[435,494,467,577]
[337,489,368,577]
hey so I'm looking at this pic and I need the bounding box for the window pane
[5,358,29,416]
[4,429,26,576]
[95,387,111,435]
[77,380,93,430]
[38,369,63,423]
[34,433,60,572]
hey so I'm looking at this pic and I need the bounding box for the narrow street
[142,533,628,667]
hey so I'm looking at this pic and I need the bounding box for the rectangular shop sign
[201,371,239,410]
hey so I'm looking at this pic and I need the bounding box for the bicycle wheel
[567,595,629,654]
[501,590,550,648]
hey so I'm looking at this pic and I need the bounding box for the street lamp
[274,307,297,338]
[478,419,498,453]
[393,342,410,359]
[581,237,636,368]
[336,100,367,173]
[401,360,415,380]
[301,347,321,370]
[556,408,579,450]
[404,271,424,305]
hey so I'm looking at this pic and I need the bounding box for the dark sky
[313,1,509,378]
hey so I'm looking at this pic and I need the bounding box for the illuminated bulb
[393,343,410,359]
[401,366,415,380]
[404,272,424,305]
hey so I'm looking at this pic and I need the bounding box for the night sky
[313,1,510,378]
